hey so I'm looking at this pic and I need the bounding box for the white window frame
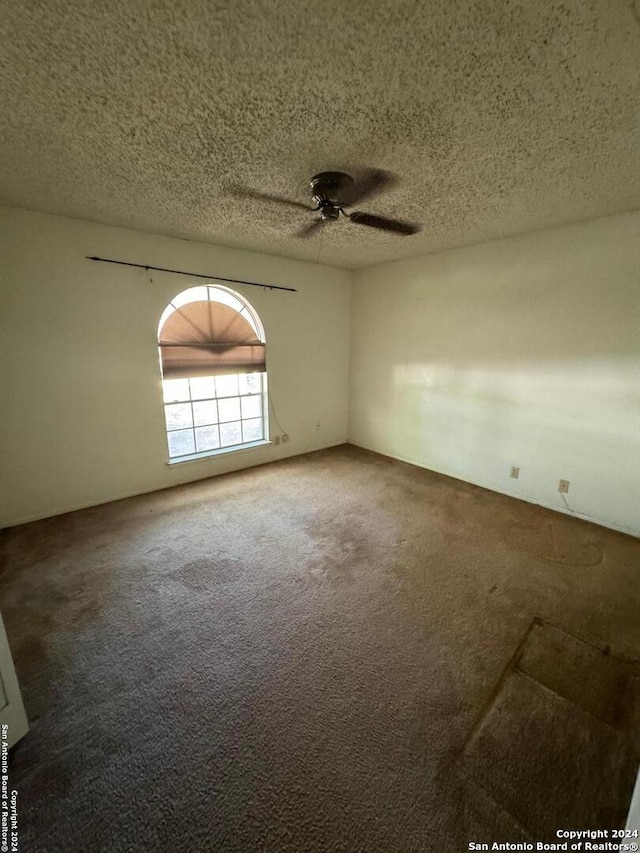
[158,285,269,464]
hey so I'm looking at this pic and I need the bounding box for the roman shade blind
[159,299,266,379]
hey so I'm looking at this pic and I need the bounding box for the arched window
[158,285,268,462]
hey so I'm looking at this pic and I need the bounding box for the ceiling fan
[230,170,420,238]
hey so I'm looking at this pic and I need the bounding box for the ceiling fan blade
[340,169,397,207]
[295,219,325,239]
[228,185,312,212]
[349,211,419,235]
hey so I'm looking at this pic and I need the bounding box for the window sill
[166,439,272,467]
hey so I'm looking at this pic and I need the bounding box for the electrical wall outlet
[282,433,290,443]
[273,435,281,446]
[558,479,570,493]
[510,466,520,479]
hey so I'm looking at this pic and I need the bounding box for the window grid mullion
[164,372,267,460]
[188,377,197,453]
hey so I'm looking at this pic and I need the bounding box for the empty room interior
[1,1,640,850]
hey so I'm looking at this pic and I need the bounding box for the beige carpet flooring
[1,444,639,852]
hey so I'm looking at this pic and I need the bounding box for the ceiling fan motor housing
[310,171,354,206]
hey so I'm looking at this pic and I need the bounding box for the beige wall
[0,207,351,526]
[349,211,640,537]
[3,205,639,535]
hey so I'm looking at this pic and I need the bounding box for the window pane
[238,373,262,395]
[168,429,195,458]
[195,425,220,452]
[193,400,218,426]
[165,403,193,431]
[218,397,241,423]
[163,378,190,403]
[189,376,216,400]
[238,306,259,336]
[216,374,238,398]
[208,288,245,314]
[241,395,262,419]
[219,421,242,447]
[171,286,208,308]
[242,418,263,443]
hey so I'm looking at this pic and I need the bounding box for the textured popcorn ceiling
[2,0,640,269]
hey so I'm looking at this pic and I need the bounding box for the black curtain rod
[86,256,297,292]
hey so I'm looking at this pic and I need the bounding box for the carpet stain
[173,557,244,591]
